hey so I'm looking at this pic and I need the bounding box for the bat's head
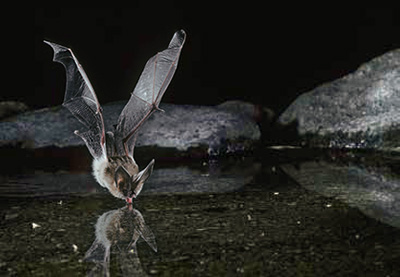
[114,160,154,203]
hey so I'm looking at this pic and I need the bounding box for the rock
[0,101,261,156]
[278,49,400,151]
[0,101,29,120]
[137,101,261,155]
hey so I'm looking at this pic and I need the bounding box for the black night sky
[28,7,399,115]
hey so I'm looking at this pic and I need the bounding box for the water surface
[1,148,399,276]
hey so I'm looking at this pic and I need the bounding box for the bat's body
[45,30,186,203]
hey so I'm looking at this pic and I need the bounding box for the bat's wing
[114,30,186,156]
[128,209,157,252]
[84,239,111,276]
[44,41,106,159]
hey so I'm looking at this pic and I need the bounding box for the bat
[44,30,186,203]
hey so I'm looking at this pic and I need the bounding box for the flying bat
[45,30,186,203]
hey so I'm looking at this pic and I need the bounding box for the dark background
[25,7,400,115]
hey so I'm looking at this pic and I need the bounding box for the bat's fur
[92,155,139,199]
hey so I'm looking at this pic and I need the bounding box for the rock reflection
[281,158,400,228]
[0,158,260,197]
[84,205,156,276]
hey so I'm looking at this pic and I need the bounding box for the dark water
[1,148,399,276]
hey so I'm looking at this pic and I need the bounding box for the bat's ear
[133,159,155,197]
[115,166,131,196]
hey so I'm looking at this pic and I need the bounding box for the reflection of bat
[84,206,156,276]
[45,30,186,203]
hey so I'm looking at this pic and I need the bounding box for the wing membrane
[114,30,186,156]
[45,41,106,159]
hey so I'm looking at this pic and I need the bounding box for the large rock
[278,49,400,151]
[0,101,261,156]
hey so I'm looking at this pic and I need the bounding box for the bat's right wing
[44,41,106,159]
[129,209,157,252]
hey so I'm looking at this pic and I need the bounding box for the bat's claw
[155,106,165,113]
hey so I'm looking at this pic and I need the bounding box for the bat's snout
[126,197,133,204]
[125,193,136,204]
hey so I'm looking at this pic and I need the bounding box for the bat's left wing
[114,30,186,157]
[45,41,106,159]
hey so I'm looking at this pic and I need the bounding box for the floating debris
[32,223,41,229]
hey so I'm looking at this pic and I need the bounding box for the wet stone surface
[279,49,400,151]
[0,149,399,276]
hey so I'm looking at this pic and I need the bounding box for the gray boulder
[0,101,260,156]
[278,49,400,151]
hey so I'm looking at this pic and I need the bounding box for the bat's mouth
[125,193,137,204]
[126,197,133,204]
